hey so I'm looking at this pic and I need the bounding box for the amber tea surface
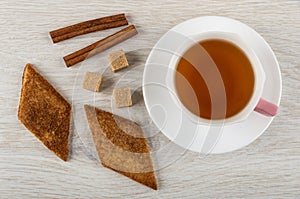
[175,39,255,120]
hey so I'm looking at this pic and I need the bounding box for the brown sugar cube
[108,50,129,72]
[113,88,132,108]
[82,72,103,92]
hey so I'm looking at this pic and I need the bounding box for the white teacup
[167,31,278,125]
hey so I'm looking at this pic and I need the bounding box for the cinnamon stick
[50,13,128,43]
[52,20,128,43]
[63,25,138,67]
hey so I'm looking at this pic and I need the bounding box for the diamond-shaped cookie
[18,64,71,161]
[84,105,157,190]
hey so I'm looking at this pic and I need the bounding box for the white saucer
[143,16,282,154]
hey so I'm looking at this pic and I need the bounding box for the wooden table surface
[0,0,299,198]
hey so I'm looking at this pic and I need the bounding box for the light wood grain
[0,0,299,198]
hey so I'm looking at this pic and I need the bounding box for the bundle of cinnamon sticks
[50,13,138,67]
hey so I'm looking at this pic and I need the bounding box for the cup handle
[254,98,278,117]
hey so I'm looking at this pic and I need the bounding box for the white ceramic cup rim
[167,31,266,125]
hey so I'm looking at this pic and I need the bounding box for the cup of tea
[167,31,278,125]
